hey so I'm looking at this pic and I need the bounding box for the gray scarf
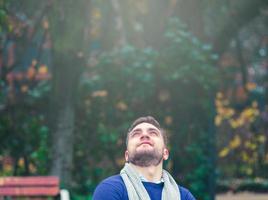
[120,163,181,200]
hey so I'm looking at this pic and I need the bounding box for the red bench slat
[0,187,59,196]
[0,176,59,187]
[0,176,60,197]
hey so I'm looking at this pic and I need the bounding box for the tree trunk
[49,53,83,188]
[47,0,89,188]
[50,102,75,187]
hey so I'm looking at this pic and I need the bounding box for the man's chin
[136,147,154,154]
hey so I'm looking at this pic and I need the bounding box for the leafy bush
[217,178,268,193]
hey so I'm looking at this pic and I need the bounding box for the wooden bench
[0,176,69,200]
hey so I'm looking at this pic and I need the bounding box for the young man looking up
[93,116,196,200]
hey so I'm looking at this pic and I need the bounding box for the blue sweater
[93,175,196,200]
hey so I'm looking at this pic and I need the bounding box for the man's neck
[129,163,163,183]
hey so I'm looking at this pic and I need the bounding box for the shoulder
[99,174,125,186]
[179,186,196,200]
[92,175,128,200]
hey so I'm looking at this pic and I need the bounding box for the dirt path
[216,192,268,200]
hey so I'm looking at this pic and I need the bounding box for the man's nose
[140,131,150,139]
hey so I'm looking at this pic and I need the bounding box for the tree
[47,0,89,188]
[1,0,268,198]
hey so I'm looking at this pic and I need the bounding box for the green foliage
[30,125,49,175]
[0,112,50,175]
[2,0,268,199]
[72,193,92,200]
[236,179,268,193]
[217,179,268,193]
[76,17,218,199]
[0,81,51,175]
[185,136,214,200]
[0,0,8,32]
[0,0,52,176]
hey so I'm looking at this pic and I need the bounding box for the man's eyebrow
[148,128,160,132]
[131,128,142,133]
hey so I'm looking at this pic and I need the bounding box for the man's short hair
[126,116,168,146]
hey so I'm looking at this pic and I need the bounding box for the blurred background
[0,0,268,200]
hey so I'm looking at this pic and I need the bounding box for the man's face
[125,122,169,167]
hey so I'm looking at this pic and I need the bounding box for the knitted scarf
[120,163,181,200]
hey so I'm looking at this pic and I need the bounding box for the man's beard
[128,148,163,167]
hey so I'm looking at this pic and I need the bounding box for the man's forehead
[131,122,160,131]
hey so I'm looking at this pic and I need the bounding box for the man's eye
[131,132,140,137]
[149,131,158,136]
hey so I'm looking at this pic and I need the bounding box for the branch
[213,0,268,54]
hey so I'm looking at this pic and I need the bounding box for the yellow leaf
[245,167,253,175]
[216,107,224,115]
[38,65,48,75]
[246,82,257,91]
[116,101,128,111]
[219,147,229,157]
[245,141,257,150]
[242,108,255,119]
[237,118,245,127]
[230,119,239,129]
[42,19,49,29]
[216,92,223,99]
[92,90,108,97]
[18,158,24,167]
[215,99,222,108]
[21,85,29,93]
[241,152,249,162]
[165,116,173,125]
[215,115,222,126]
[29,163,37,173]
[229,135,241,149]
[257,135,266,143]
[225,108,235,118]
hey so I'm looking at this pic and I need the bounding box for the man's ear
[163,148,169,160]
[125,150,129,162]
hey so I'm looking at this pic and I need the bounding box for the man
[93,116,196,200]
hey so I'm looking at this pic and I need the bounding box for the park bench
[0,176,69,200]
